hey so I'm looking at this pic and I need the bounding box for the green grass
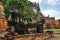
[44,29,60,33]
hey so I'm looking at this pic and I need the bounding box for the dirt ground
[0,33,59,40]
[14,34,60,40]
[14,33,51,40]
[43,34,60,40]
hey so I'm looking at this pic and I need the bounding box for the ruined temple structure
[8,9,27,34]
[44,15,60,29]
[0,1,54,40]
[7,1,45,34]
[36,2,45,33]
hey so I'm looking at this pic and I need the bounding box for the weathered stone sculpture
[0,1,8,32]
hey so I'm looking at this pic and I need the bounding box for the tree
[2,0,41,23]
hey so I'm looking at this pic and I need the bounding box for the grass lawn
[44,29,60,33]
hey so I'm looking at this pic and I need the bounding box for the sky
[29,0,60,20]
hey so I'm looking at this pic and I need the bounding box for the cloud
[44,0,60,5]
[41,9,60,19]
[28,0,43,4]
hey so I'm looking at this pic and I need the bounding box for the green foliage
[2,0,40,22]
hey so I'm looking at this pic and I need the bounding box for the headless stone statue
[0,1,8,38]
[0,1,8,32]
